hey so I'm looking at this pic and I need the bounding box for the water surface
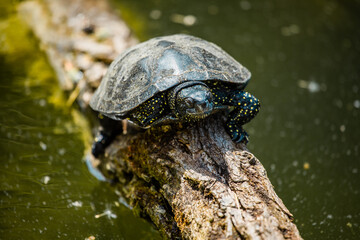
[0,2,160,239]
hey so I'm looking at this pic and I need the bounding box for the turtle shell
[90,34,251,118]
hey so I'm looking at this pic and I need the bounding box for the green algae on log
[18,0,302,239]
[18,0,137,108]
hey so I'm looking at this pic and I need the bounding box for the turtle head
[169,81,214,121]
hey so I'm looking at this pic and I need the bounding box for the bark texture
[18,0,302,239]
[102,116,302,239]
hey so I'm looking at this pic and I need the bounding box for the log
[101,115,302,239]
[18,0,137,109]
[18,0,302,239]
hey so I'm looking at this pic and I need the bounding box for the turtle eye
[184,97,194,108]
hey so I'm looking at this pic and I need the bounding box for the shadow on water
[0,1,160,239]
[110,0,360,239]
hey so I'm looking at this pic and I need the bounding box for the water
[112,0,360,239]
[1,0,359,239]
[0,2,160,239]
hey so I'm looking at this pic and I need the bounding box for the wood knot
[249,157,257,165]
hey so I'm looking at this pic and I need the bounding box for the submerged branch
[19,0,302,239]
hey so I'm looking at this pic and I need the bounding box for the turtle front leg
[92,114,123,158]
[225,91,260,143]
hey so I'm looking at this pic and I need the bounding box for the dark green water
[0,2,160,239]
[1,0,359,239]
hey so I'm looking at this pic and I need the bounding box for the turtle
[90,34,260,157]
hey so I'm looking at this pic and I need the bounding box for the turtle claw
[226,123,249,144]
[236,131,249,144]
[91,131,116,158]
[233,129,249,144]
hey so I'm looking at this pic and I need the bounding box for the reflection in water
[113,0,360,238]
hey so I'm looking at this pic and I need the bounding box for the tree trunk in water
[18,0,302,239]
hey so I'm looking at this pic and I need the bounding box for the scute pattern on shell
[90,34,251,117]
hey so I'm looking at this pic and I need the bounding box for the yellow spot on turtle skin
[98,114,104,119]
[250,99,253,102]
[238,103,241,105]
